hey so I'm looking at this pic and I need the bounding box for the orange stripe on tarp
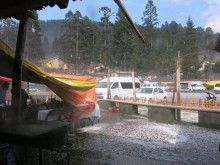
[0,73,97,121]
[39,74,97,121]
[49,73,95,81]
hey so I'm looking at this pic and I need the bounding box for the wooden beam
[12,14,28,120]
[114,0,145,43]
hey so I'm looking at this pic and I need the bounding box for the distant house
[198,61,214,72]
[40,57,68,70]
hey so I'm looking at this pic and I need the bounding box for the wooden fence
[115,97,220,109]
[5,93,61,106]
[6,93,220,110]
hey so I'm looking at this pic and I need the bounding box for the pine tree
[181,17,200,78]
[140,0,159,73]
[24,12,45,63]
[99,6,113,66]
[142,0,159,29]
[113,9,136,71]
[0,18,17,48]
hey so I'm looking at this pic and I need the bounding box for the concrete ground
[67,108,220,165]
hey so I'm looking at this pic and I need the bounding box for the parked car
[214,83,220,94]
[192,84,206,92]
[132,87,167,102]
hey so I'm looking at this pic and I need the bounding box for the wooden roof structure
[0,0,69,19]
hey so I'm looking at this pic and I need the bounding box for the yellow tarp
[205,80,220,86]
[0,39,98,121]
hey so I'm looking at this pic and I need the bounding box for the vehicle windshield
[96,82,112,88]
[180,83,188,88]
[215,84,220,87]
[137,88,153,94]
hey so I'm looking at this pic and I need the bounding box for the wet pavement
[68,108,220,165]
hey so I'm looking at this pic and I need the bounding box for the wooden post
[176,51,181,121]
[107,73,111,99]
[171,83,176,105]
[132,71,136,101]
[12,14,28,120]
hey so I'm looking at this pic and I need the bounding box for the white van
[180,82,193,92]
[95,77,141,99]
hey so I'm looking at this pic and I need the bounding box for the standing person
[21,88,29,111]
[11,87,30,118]
[0,81,9,105]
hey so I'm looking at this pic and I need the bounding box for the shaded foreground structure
[0,1,145,164]
[67,108,220,165]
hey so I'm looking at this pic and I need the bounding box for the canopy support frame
[12,14,28,120]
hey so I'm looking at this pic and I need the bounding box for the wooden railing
[5,93,61,106]
[115,97,220,109]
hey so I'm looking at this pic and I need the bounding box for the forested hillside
[39,20,64,54]
[1,0,220,79]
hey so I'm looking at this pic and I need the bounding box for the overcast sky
[38,0,220,33]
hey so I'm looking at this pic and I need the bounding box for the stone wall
[98,100,138,115]
[148,107,176,123]
[198,111,220,128]
[98,100,220,129]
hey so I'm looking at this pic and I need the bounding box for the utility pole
[176,51,181,120]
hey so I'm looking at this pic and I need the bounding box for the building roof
[0,0,69,19]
